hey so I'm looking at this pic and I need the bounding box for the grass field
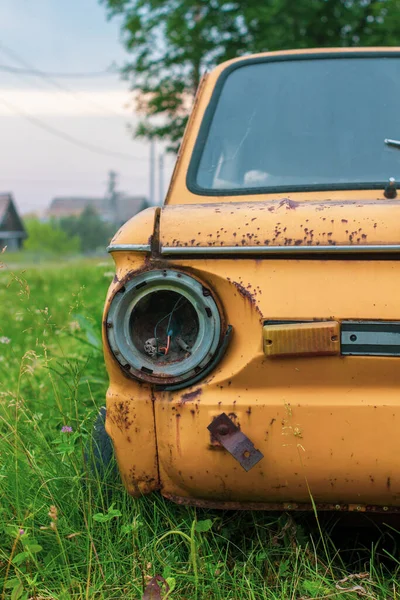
[1,257,400,600]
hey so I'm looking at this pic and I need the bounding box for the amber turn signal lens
[263,321,340,358]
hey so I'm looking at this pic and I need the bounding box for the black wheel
[84,407,118,480]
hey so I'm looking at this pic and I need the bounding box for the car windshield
[192,56,400,193]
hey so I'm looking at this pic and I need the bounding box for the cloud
[0,88,134,116]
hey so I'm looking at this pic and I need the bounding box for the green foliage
[23,218,81,255]
[93,504,123,522]
[102,0,400,151]
[194,519,213,533]
[59,206,115,254]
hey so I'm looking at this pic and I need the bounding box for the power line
[0,43,125,118]
[0,64,117,78]
[0,95,148,163]
[0,175,150,184]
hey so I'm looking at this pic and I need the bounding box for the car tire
[84,406,117,480]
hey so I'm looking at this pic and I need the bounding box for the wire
[166,297,186,336]
[154,296,187,354]
[0,43,124,118]
[159,335,171,355]
[0,174,150,184]
[0,95,148,162]
[0,64,117,78]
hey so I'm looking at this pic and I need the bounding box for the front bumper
[106,351,400,512]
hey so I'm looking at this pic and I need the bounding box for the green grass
[1,257,399,599]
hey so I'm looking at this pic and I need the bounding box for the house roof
[0,193,27,238]
[47,194,149,222]
[0,195,10,223]
[48,197,103,216]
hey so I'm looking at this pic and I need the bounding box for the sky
[0,0,173,214]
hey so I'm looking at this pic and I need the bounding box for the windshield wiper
[384,140,400,198]
[385,138,400,149]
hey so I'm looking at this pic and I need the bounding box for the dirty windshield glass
[193,56,400,192]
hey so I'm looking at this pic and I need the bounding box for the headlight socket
[106,269,224,386]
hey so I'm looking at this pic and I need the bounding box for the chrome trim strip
[107,244,400,255]
[107,243,151,253]
[161,244,400,256]
[341,321,400,356]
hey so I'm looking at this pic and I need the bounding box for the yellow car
[103,47,400,513]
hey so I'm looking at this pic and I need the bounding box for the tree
[244,0,400,51]
[102,0,400,151]
[23,219,81,255]
[103,0,249,151]
[59,206,115,254]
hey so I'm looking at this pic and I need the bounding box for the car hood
[159,198,400,253]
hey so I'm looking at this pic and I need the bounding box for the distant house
[47,194,149,226]
[0,193,27,251]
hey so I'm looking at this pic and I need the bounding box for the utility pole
[149,140,155,204]
[107,170,118,222]
[158,152,164,205]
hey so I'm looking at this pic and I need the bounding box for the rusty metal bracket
[207,413,264,472]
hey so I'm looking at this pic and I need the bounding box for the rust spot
[227,412,240,428]
[246,407,252,415]
[108,400,133,431]
[181,388,202,404]
[209,411,242,448]
[387,476,391,489]
[341,219,348,224]
[279,198,299,210]
[233,281,254,302]
[231,281,262,316]
[163,492,387,513]
[176,413,181,456]
[270,418,276,426]
[129,466,159,495]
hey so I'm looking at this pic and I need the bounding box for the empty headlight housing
[106,269,226,387]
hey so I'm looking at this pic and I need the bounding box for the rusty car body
[103,48,400,512]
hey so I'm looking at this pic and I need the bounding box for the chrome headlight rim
[106,269,223,385]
